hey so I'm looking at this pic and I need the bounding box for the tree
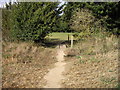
[70,9,95,33]
[62,2,120,35]
[11,2,60,42]
[55,16,70,32]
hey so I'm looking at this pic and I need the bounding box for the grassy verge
[44,32,76,48]
[46,32,75,41]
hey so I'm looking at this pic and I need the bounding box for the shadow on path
[41,39,77,48]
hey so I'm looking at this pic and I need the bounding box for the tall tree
[11,2,60,42]
[62,2,120,35]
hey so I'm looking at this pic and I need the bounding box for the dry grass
[62,35,119,88]
[2,41,57,88]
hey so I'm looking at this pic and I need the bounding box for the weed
[76,55,82,59]
[3,54,12,59]
[100,76,116,84]
[76,55,85,63]
[17,55,33,64]
[79,60,85,64]
[115,83,120,89]
[89,57,100,63]
[108,70,114,72]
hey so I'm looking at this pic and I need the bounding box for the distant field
[46,32,75,41]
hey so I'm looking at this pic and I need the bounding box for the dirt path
[43,45,66,88]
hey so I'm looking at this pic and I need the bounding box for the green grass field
[46,32,75,41]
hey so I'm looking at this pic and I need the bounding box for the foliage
[10,2,60,42]
[70,9,95,32]
[55,17,70,32]
[70,8,103,40]
[2,2,120,42]
[63,2,120,35]
[86,2,120,35]
[2,8,11,41]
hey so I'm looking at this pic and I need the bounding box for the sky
[0,0,66,16]
[0,0,66,8]
[58,0,67,15]
[0,0,17,8]
[58,0,66,7]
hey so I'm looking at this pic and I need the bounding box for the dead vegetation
[2,41,57,88]
[62,35,119,88]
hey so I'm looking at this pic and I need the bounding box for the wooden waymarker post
[68,34,69,41]
[71,35,73,48]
